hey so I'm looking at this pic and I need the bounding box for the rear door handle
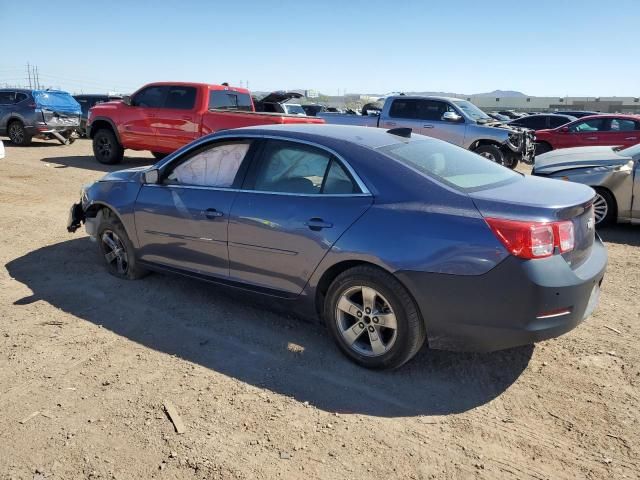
[423,124,434,128]
[202,208,224,219]
[305,218,333,231]
[625,137,637,140]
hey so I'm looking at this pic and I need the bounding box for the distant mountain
[472,90,527,98]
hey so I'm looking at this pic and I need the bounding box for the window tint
[209,90,253,111]
[549,116,571,128]
[379,140,519,192]
[389,99,417,119]
[166,141,252,187]
[253,140,332,194]
[323,160,357,194]
[165,86,196,110]
[521,116,547,129]
[569,118,607,133]
[133,86,167,108]
[0,91,15,104]
[610,118,638,132]
[14,93,28,103]
[416,100,450,121]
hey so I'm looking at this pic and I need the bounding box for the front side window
[379,139,519,192]
[416,100,449,121]
[569,118,607,133]
[165,86,197,110]
[165,141,252,188]
[133,86,167,108]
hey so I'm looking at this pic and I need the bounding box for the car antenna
[387,127,412,138]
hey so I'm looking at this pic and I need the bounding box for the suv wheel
[8,121,32,146]
[93,129,124,164]
[474,144,506,166]
[324,265,426,369]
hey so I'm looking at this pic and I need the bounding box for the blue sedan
[68,125,607,369]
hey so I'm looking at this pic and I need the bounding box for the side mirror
[560,126,569,133]
[122,95,132,106]
[143,169,159,184]
[442,111,462,122]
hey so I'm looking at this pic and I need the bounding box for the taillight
[486,218,575,259]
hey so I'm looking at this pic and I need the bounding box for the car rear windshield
[32,90,81,113]
[378,140,519,192]
[209,90,253,111]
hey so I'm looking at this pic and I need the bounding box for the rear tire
[93,128,124,164]
[593,188,616,227]
[7,120,32,146]
[96,209,148,280]
[474,144,507,167]
[324,265,426,369]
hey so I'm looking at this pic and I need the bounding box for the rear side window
[389,99,417,119]
[569,118,606,132]
[165,86,197,110]
[209,90,253,111]
[133,86,167,108]
[323,160,357,194]
[0,92,15,104]
[517,116,546,129]
[14,93,28,103]
[610,119,639,131]
[379,140,519,192]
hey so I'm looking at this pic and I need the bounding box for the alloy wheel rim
[335,286,397,357]
[593,193,608,224]
[101,230,129,274]
[98,137,112,158]
[9,124,23,143]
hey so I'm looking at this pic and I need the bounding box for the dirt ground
[0,139,638,480]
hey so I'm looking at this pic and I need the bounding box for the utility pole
[35,66,40,89]
[27,63,32,88]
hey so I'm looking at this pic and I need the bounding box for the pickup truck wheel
[474,145,506,166]
[151,152,167,160]
[325,265,426,370]
[97,210,148,280]
[93,129,124,164]
[8,121,32,146]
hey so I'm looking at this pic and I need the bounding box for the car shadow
[41,155,155,173]
[5,238,533,418]
[598,223,640,247]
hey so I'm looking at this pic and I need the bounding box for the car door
[603,118,640,148]
[562,118,609,148]
[120,85,167,150]
[134,138,257,277]
[153,85,199,152]
[415,99,466,145]
[0,91,15,132]
[228,138,373,295]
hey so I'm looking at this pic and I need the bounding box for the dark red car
[535,114,640,154]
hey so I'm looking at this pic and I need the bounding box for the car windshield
[452,100,491,121]
[616,143,640,157]
[379,139,519,192]
[285,104,305,115]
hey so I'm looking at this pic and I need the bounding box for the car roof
[140,82,251,95]
[574,114,640,121]
[220,124,414,149]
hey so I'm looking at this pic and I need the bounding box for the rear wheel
[474,144,507,167]
[7,121,32,146]
[324,265,426,369]
[593,188,616,227]
[93,128,124,164]
[97,210,148,280]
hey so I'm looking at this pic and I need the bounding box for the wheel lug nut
[356,311,362,317]
[368,326,375,332]
[373,317,379,323]
[365,308,371,314]
[358,322,365,329]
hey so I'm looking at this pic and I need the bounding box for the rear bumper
[396,238,607,352]
[25,125,78,136]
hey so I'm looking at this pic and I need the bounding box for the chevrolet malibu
[67,125,607,369]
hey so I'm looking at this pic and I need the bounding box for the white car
[0,140,5,159]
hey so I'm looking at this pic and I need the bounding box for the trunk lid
[534,146,630,174]
[258,91,303,104]
[470,175,596,269]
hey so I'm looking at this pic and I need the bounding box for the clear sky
[1,0,637,96]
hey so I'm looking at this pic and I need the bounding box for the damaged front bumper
[67,202,85,233]
[504,128,536,165]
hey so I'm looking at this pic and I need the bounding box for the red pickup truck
[87,82,324,164]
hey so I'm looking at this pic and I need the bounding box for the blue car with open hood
[67,124,607,369]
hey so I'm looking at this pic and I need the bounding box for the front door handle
[586,136,598,140]
[423,124,434,128]
[202,208,224,219]
[305,218,333,231]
